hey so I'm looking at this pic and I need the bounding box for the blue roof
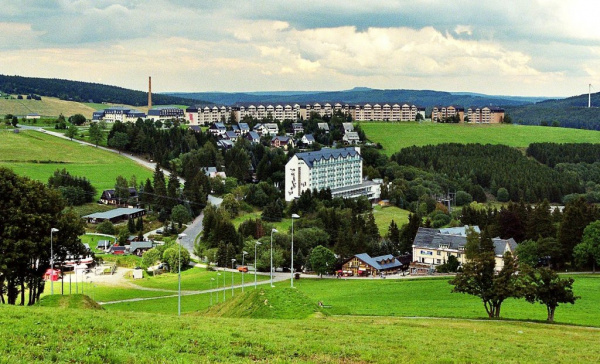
[225,131,238,138]
[295,147,360,168]
[247,131,260,140]
[303,134,315,142]
[354,253,402,271]
[239,123,250,130]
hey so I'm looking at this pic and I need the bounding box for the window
[436,259,441,264]
[457,253,461,258]
[437,251,441,256]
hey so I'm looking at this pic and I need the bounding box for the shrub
[162,246,190,273]
[496,187,510,202]
[96,220,115,235]
[455,191,473,206]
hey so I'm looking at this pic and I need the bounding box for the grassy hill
[37,294,103,310]
[202,287,320,319]
[1,300,599,362]
[0,130,152,198]
[0,96,97,118]
[361,122,600,155]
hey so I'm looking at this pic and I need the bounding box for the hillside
[0,96,96,118]
[170,88,539,108]
[361,122,600,155]
[2,303,600,362]
[0,74,203,107]
[37,294,103,310]
[505,91,600,130]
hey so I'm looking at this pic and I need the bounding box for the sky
[1,0,599,97]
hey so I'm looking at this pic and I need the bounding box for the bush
[142,248,162,268]
[162,246,190,273]
[496,187,510,202]
[96,220,115,235]
[455,191,473,206]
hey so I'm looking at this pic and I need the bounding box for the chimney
[148,76,152,109]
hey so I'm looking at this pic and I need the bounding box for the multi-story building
[431,105,465,122]
[92,107,146,122]
[466,106,505,124]
[284,147,381,202]
[411,226,517,273]
[147,107,184,122]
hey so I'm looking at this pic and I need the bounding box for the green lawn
[232,210,293,232]
[371,205,411,235]
[361,122,600,155]
[3,303,600,362]
[294,275,600,327]
[0,130,153,198]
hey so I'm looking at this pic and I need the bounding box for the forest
[0,75,200,106]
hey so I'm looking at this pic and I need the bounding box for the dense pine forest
[0,75,201,106]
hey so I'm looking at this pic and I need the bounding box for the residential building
[208,122,227,136]
[431,105,464,122]
[341,253,403,276]
[99,188,138,205]
[317,123,330,133]
[92,107,146,122]
[271,136,294,150]
[284,147,381,201]
[411,226,517,273]
[466,106,505,124]
[147,107,184,122]
[224,130,238,142]
[246,131,261,144]
[291,123,304,135]
[129,241,154,256]
[342,122,354,133]
[301,134,315,146]
[255,123,279,136]
[83,208,146,224]
[343,131,360,145]
[26,113,41,120]
[238,123,250,135]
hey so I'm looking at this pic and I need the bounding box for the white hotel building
[284,147,381,202]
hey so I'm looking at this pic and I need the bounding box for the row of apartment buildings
[185,103,427,125]
[92,107,184,123]
[431,105,505,123]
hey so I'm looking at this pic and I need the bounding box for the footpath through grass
[361,122,600,155]
[0,130,152,198]
[3,303,600,363]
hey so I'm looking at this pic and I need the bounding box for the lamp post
[231,258,236,297]
[255,241,261,289]
[216,272,221,303]
[242,251,248,293]
[50,228,59,295]
[270,228,278,287]
[210,278,215,306]
[291,214,300,288]
[177,233,186,316]
[222,268,226,302]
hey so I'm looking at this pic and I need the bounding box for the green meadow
[361,122,600,155]
[371,205,411,235]
[0,130,152,198]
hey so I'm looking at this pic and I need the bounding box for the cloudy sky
[1,0,598,96]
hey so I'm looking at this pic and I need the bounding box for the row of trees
[47,169,96,206]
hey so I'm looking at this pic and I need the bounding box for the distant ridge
[0,75,204,107]
[169,88,545,108]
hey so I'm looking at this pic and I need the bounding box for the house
[291,123,304,135]
[410,226,517,274]
[238,123,250,135]
[189,125,202,133]
[301,134,315,146]
[83,208,146,224]
[129,241,154,256]
[26,113,41,120]
[317,123,330,133]
[341,253,403,276]
[224,130,238,142]
[208,122,227,136]
[256,123,279,136]
[246,131,261,144]
[342,131,360,145]
[203,167,227,179]
[217,139,234,149]
[231,124,240,135]
[271,136,294,150]
[96,240,111,250]
[109,246,127,255]
[342,122,354,133]
[99,188,138,205]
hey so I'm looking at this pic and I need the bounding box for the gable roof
[353,253,402,271]
[343,131,360,140]
[129,241,154,252]
[413,226,517,257]
[302,134,315,142]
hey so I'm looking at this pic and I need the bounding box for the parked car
[155,229,163,235]
[237,266,248,273]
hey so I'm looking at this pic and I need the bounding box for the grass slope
[2,304,600,362]
[0,96,96,118]
[361,122,600,155]
[202,287,320,319]
[0,130,152,198]
[37,294,103,310]
[371,205,411,235]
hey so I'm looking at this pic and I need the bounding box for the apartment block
[466,106,505,124]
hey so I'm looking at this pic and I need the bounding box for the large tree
[88,122,104,147]
[573,220,600,272]
[0,167,85,305]
[523,267,579,322]
[309,245,336,278]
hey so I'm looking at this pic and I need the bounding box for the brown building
[431,105,465,122]
[466,106,505,124]
[340,253,403,276]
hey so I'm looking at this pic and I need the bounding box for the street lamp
[222,268,226,302]
[231,258,236,297]
[270,228,278,287]
[242,251,248,293]
[210,278,215,306]
[50,228,59,295]
[255,241,261,289]
[291,214,300,288]
[177,233,186,316]
[216,272,221,303]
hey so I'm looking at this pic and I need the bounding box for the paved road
[22,125,222,255]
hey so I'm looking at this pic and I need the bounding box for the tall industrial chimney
[148,76,152,109]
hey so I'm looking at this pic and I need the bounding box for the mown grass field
[361,122,600,155]
[0,130,152,198]
[371,205,411,235]
[0,96,96,118]
[3,295,599,362]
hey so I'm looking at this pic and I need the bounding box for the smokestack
[148,76,152,109]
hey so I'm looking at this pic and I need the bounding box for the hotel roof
[295,147,360,168]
